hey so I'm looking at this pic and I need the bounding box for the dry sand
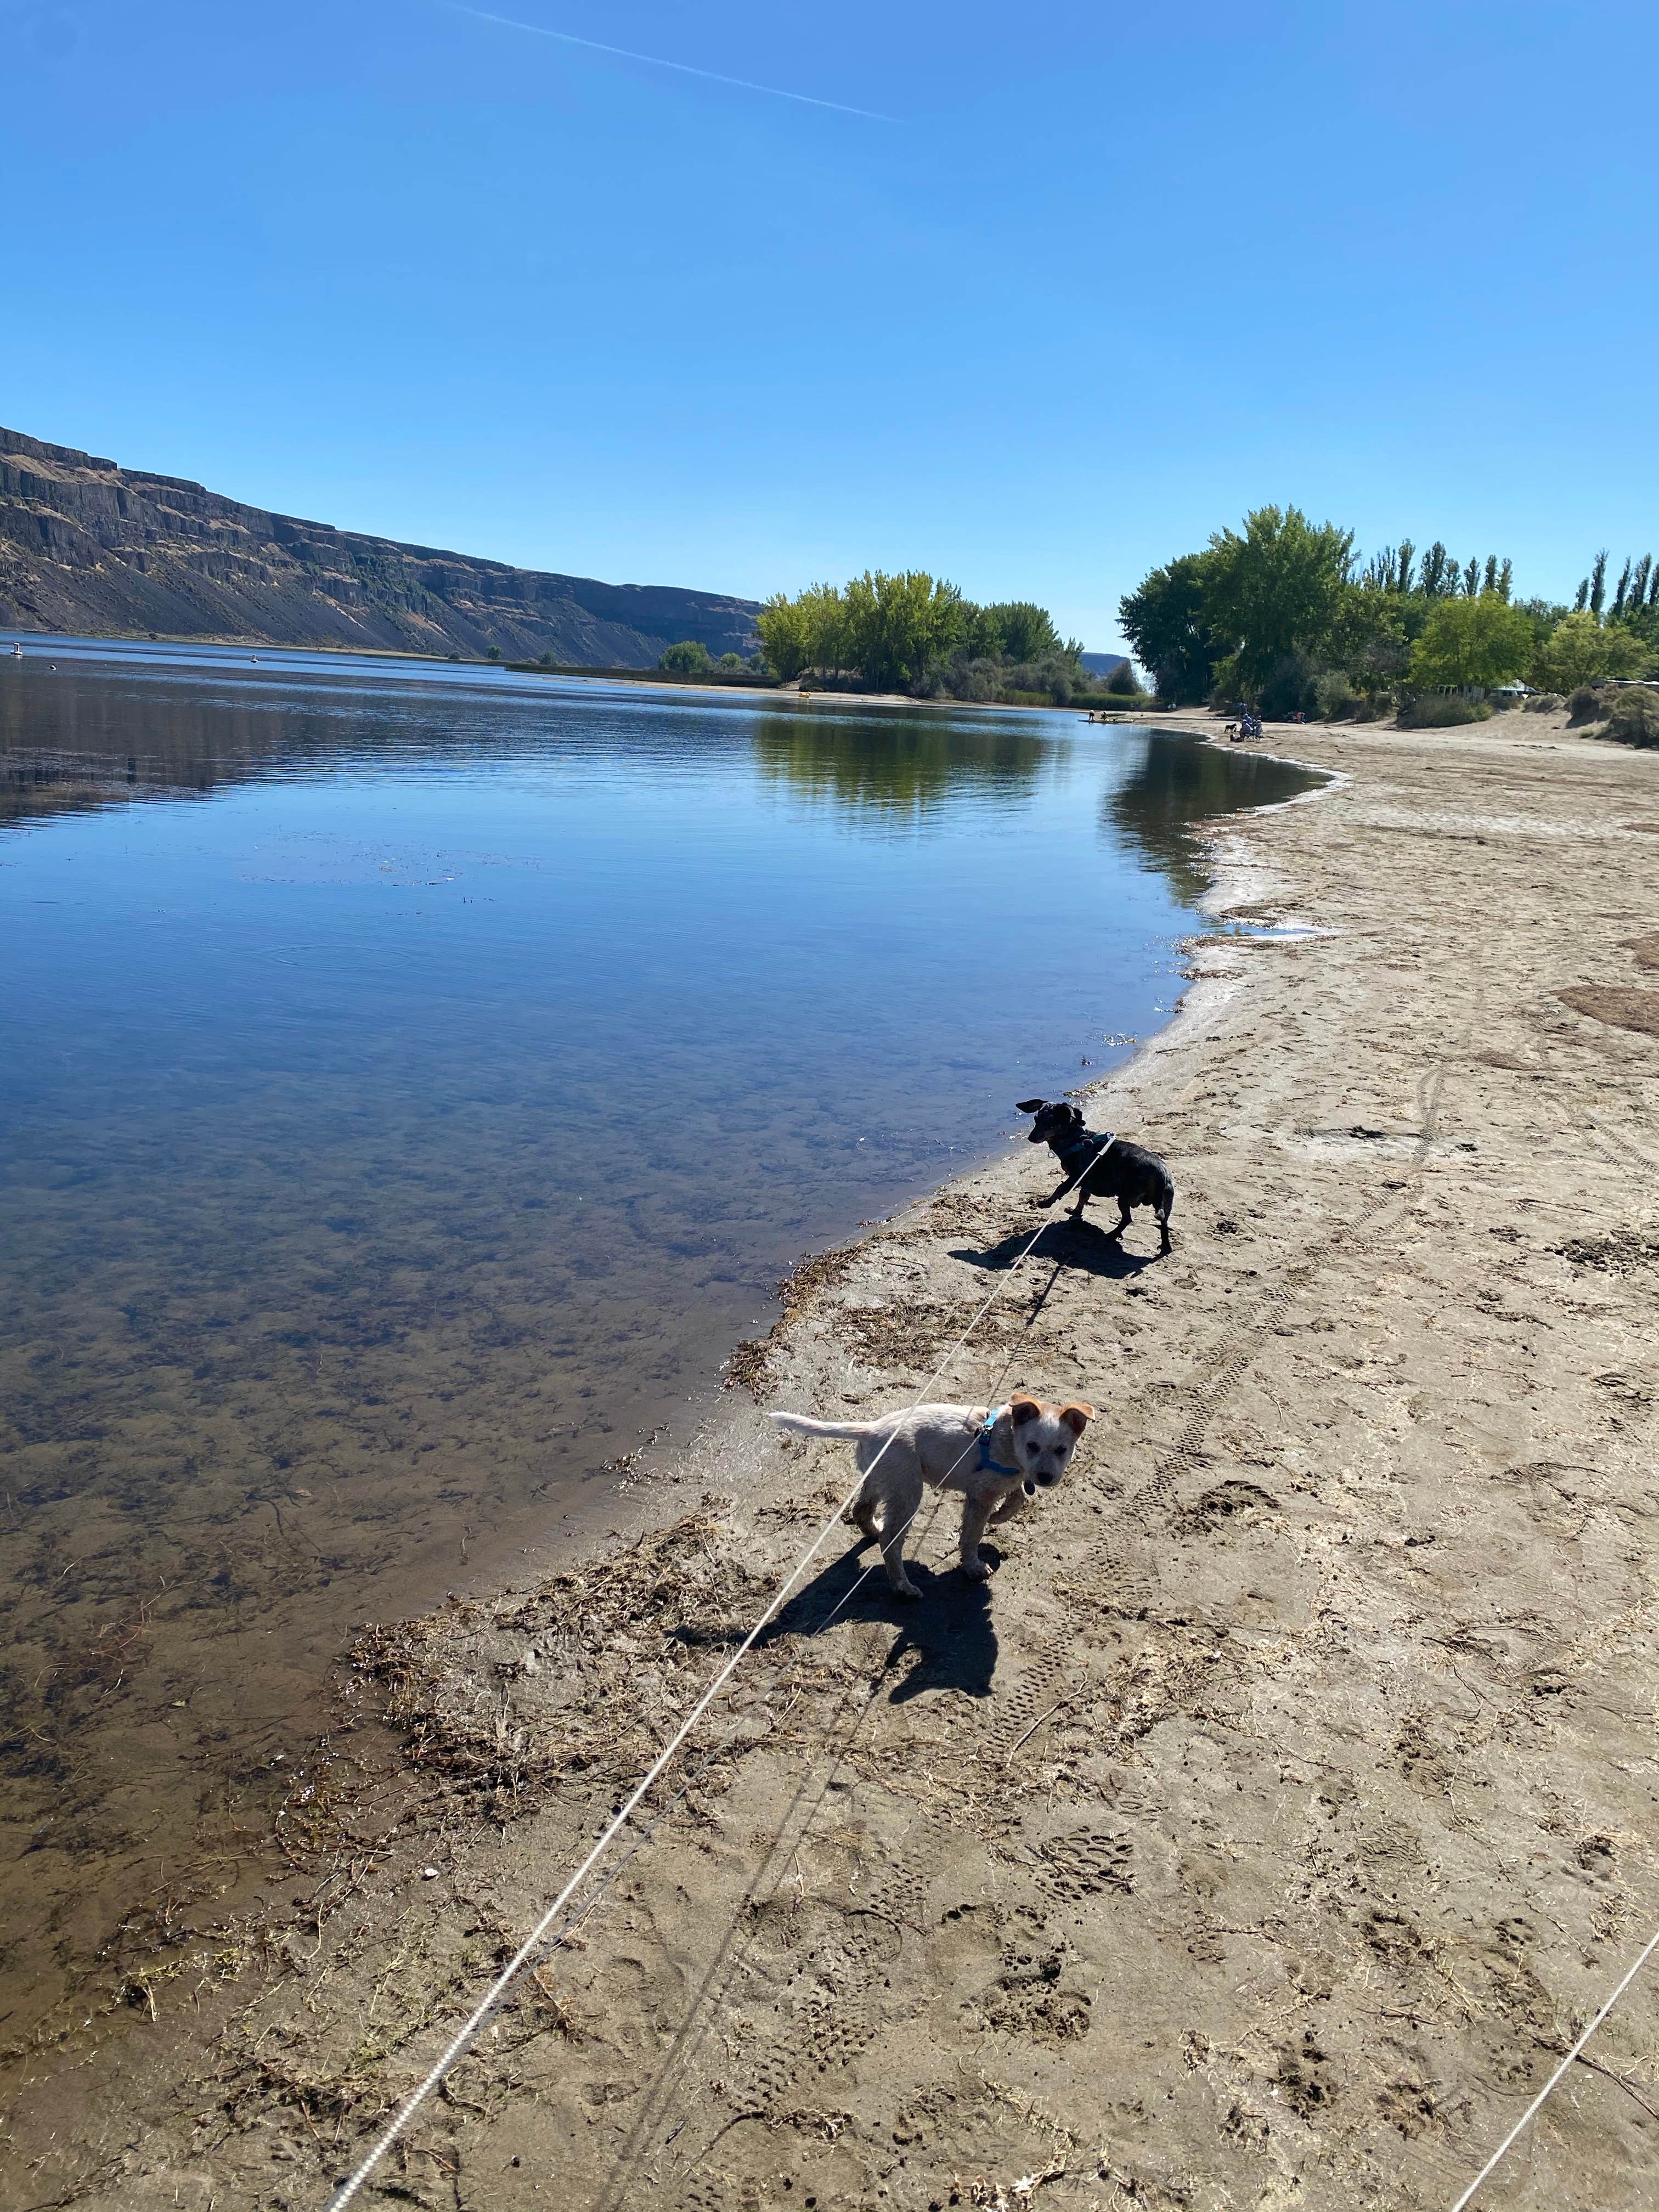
[5,706,1658,2212]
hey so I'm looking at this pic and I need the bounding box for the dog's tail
[768,1410,879,1441]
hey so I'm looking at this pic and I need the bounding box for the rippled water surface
[0,636,1318,2042]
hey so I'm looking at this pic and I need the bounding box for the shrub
[716,651,746,670]
[1566,684,1608,725]
[933,656,998,702]
[1522,692,1562,713]
[1396,695,1494,728]
[1312,670,1355,720]
[1004,654,1075,705]
[659,639,713,674]
[1605,687,1659,748]
[1105,661,1143,695]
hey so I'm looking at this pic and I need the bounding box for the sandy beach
[7,703,1658,2212]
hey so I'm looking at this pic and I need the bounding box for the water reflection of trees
[749,711,1047,820]
[1104,732,1321,902]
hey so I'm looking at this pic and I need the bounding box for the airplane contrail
[439,2,899,122]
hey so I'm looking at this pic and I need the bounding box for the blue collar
[978,1407,1022,1479]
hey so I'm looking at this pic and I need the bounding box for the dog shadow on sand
[951,1217,1163,1281]
[676,1538,1000,1700]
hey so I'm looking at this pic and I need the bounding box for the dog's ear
[1064,1104,1085,1127]
[1057,1402,1094,1436]
[1009,1393,1043,1425]
[1014,1098,1046,1115]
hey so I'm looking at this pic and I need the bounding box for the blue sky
[4,0,1655,650]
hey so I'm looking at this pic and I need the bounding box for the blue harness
[977,1406,1022,1479]
[1057,1130,1115,1182]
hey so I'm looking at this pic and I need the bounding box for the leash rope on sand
[1448,1921,1659,2209]
[321,1134,1116,2210]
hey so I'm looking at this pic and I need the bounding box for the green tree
[980,601,1067,663]
[1329,586,1409,692]
[755,583,849,679]
[1535,610,1652,690]
[842,570,967,689]
[1418,543,1457,597]
[755,594,811,679]
[1118,553,1217,703]
[1362,541,1414,593]
[659,639,712,673]
[1201,505,1355,693]
[1408,594,1534,689]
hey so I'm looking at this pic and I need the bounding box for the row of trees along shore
[743,573,1132,706]
[1120,507,1659,730]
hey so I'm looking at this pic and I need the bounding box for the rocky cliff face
[0,427,760,664]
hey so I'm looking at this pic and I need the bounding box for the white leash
[1448,1921,1659,2210]
[321,1128,1115,2208]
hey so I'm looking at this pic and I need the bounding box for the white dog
[768,1393,1093,1598]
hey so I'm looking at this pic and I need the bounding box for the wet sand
[6,704,1659,2211]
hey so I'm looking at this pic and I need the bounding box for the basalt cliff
[0,426,760,664]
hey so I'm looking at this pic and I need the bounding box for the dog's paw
[960,1558,991,1582]
[893,1578,922,1601]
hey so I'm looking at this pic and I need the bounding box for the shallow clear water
[0,636,1317,2038]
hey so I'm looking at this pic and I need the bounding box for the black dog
[1015,1098,1175,1253]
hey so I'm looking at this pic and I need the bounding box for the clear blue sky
[5,0,1655,651]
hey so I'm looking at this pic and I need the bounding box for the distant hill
[1079,651,1130,679]
[0,427,760,665]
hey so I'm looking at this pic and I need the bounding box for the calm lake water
[0,636,1317,2045]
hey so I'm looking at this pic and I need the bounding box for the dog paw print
[1574,1833,1617,1881]
[1275,2030,1338,2119]
[1181,1478,1278,1533]
[1378,2076,1442,2139]
[967,1950,1093,2044]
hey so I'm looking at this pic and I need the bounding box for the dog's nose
[1023,1479,1037,1496]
